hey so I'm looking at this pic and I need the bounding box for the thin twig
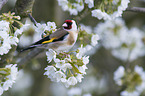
[28,13,37,26]
[127,7,145,13]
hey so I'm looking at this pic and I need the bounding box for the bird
[21,20,78,52]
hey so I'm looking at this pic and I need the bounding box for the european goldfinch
[21,20,78,52]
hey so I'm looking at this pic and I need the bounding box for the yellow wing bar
[42,37,56,44]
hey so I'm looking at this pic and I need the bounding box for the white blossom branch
[127,7,145,13]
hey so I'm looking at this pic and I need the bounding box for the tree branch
[0,0,8,10]
[139,0,145,2]
[17,48,44,69]
[127,7,145,13]
[28,13,37,26]
[73,4,90,23]
[14,0,35,17]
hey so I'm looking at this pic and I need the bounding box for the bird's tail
[21,44,44,52]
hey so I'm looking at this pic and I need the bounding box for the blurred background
[1,0,145,96]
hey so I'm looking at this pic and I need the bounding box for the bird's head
[62,20,77,31]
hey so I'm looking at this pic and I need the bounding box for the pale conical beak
[62,23,67,27]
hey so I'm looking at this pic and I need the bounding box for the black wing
[33,35,50,45]
[21,31,69,52]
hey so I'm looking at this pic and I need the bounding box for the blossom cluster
[50,65,107,96]
[44,48,89,88]
[0,12,30,55]
[43,34,99,88]
[57,0,94,15]
[114,65,145,96]
[19,18,57,47]
[95,18,145,62]
[92,0,130,20]
[0,20,18,55]
[0,64,18,95]
[57,0,130,20]
[57,0,84,15]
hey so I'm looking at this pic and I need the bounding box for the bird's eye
[67,22,72,25]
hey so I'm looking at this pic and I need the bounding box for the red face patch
[63,20,73,29]
[64,20,72,23]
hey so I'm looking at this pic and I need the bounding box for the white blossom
[92,9,111,20]
[85,0,94,8]
[61,78,70,88]
[76,45,87,59]
[57,0,68,11]
[0,20,10,32]
[0,36,11,55]
[44,66,56,76]
[5,64,18,82]
[45,22,57,32]
[35,23,47,33]
[82,56,89,65]
[0,64,19,95]
[76,74,84,82]
[134,66,145,94]
[78,65,88,74]
[91,0,130,20]
[67,76,77,85]
[9,36,19,46]
[53,71,66,82]
[61,63,72,72]
[0,87,3,96]
[54,59,66,68]
[57,0,84,15]
[114,66,125,86]
[46,49,57,63]
[3,80,13,91]
[14,21,31,37]
[0,20,11,55]
[91,34,99,46]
